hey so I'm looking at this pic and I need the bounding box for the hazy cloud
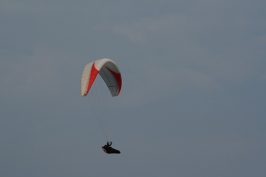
[1,1,266,177]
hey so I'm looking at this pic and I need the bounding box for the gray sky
[1,0,266,177]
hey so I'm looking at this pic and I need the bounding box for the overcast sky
[1,0,266,177]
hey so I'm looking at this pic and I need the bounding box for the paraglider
[80,58,122,154]
[102,141,121,154]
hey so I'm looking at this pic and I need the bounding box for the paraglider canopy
[80,58,122,97]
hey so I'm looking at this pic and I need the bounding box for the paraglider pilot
[102,141,121,154]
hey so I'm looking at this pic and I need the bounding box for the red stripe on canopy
[85,63,99,95]
[107,67,122,96]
